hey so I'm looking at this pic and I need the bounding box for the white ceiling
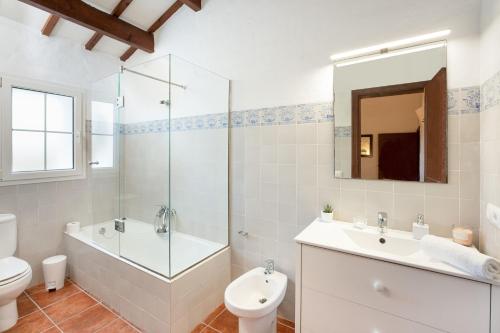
[0,0,180,58]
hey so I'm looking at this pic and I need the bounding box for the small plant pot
[321,211,333,222]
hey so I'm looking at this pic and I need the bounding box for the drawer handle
[373,280,386,292]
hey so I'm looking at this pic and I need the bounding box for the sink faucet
[377,212,388,235]
[264,259,274,275]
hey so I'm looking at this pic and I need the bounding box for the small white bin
[42,255,67,291]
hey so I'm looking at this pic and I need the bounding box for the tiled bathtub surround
[65,235,230,333]
[230,86,482,320]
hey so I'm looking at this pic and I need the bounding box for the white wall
[0,16,120,284]
[0,16,118,89]
[131,0,480,108]
[479,0,500,81]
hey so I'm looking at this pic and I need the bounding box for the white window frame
[0,75,86,184]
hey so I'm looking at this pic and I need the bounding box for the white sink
[295,219,493,284]
[343,228,420,256]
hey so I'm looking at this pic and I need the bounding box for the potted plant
[321,204,334,222]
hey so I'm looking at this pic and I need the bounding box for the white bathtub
[77,218,225,277]
[64,219,230,332]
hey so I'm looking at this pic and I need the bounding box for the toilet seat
[0,257,30,286]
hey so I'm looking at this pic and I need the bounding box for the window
[90,101,114,169]
[0,76,84,183]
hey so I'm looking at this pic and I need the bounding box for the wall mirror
[333,41,447,183]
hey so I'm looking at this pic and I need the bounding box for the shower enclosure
[88,55,229,278]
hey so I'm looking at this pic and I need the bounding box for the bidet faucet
[264,259,274,275]
[377,212,388,235]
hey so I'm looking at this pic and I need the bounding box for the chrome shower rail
[121,66,187,89]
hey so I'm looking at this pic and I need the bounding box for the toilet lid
[0,257,29,283]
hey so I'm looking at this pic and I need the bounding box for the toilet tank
[0,214,17,258]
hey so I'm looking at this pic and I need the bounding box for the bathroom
[0,0,499,332]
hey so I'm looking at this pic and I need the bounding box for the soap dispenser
[412,213,429,240]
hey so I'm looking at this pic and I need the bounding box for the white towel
[421,235,500,282]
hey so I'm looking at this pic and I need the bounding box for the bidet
[224,264,287,333]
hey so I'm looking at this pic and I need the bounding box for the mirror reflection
[333,42,448,183]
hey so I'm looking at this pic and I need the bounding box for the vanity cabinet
[295,244,496,333]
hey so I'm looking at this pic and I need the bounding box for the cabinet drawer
[301,287,445,333]
[301,245,490,333]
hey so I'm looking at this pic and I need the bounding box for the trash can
[42,255,67,291]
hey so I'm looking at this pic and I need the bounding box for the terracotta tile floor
[7,280,140,333]
[191,304,295,333]
[9,279,294,333]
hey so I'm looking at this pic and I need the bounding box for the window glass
[12,131,45,172]
[91,135,113,168]
[91,101,114,135]
[46,94,73,132]
[12,88,45,131]
[91,101,114,169]
[47,133,74,170]
[10,87,75,173]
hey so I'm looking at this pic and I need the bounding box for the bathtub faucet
[155,205,171,234]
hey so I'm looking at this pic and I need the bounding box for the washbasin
[343,228,420,257]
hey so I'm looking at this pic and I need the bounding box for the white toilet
[224,261,287,333]
[0,214,32,332]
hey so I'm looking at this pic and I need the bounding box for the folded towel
[421,235,500,282]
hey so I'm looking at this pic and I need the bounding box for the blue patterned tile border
[334,126,352,138]
[245,109,261,127]
[261,108,278,126]
[98,83,487,136]
[481,70,500,112]
[448,86,481,115]
[230,111,245,128]
[117,102,334,135]
[119,113,230,134]
[247,102,334,127]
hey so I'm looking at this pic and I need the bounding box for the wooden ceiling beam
[179,0,202,12]
[41,14,60,36]
[85,0,134,51]
[19,0,154,53]
[120,0,184,62]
